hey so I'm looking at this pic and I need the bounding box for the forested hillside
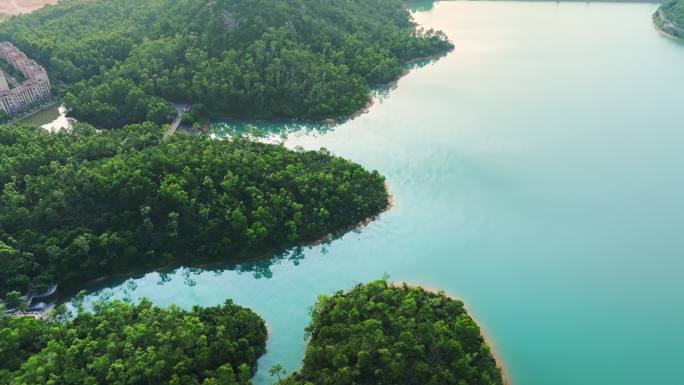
[280,280,504,385]
[0,299,267,385]
[0,0,453,127]
[0,124,388,297]
[0,281,503,385]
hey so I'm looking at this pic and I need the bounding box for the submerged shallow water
[76,2,684,384]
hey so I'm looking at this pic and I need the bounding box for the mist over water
[77,2,684,384]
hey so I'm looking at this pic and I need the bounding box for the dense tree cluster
[280,280,504,385]
[0,124,388,297]
[0,299,267,385]
[0,0,453,127]
[656,0,684,39]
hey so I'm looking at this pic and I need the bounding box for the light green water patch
[211,118,334,138]
[20,103,72,131]
[209,73,426,138]
[75,2,684,385]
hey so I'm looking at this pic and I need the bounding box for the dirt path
[0,0,58,16]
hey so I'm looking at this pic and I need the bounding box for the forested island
[655,0,684,40]
[0,123,388,299]
[1,281,503,385]
[0,0,453,128]
[0,299,267,385]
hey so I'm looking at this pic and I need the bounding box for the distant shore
[467,0,661,3]
[391,282,512,385]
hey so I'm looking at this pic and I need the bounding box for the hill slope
[0,0,453,127]
[0,123,389,297]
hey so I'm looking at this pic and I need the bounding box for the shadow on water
[74,53,444,302]
[208,94,395,138]
[61,224,369,304]
[210,58,441,139]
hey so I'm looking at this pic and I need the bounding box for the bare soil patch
[0,0,58,16]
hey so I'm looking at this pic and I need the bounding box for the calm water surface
[77,2,684,384]
[21,103,71,131]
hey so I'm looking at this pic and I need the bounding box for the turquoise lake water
[77,2,684,384]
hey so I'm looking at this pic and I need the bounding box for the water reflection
[209,77,439,138]
[69,244,320,306]
[20,103,73,131]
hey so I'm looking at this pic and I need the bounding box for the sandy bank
[653,9,684,43]
[391,282,512,385]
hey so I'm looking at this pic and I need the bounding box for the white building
[0,42,52,116]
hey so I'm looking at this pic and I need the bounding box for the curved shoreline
[653,9,684,43]
[303,182,395,246]
[58,183,396,303]
[391,282,512,385]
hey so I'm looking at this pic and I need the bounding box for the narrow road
[657,9,684,37]
[163,106,183,140]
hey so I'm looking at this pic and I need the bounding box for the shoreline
[59,183,396,303]
[463,0,661,3]
[391,282,512,385]
[653,10,684,43]
[209,51,451,131]
[294,182,395,247]
[12,99,61,124]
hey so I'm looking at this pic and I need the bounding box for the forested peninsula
[655,0,684,40]
[1,281,503,385]
[280,280,504,385]
[0,123,389,298]
[0,0,453,128]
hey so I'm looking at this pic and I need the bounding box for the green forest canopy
[0,281,503,385]
[280,280,504,385]
[0,0,453,127]
[0,299,267,385]
[663,0,684,23]
[0,123,388,298]
[661,0,684,26]
[656,0,684,38]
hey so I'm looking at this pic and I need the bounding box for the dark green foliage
[0,299,267,385]
[0,0,453,127]
[0,124,388,297]
[282,280,504,385]
[657,0,684,39]
[662,0,684,25]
